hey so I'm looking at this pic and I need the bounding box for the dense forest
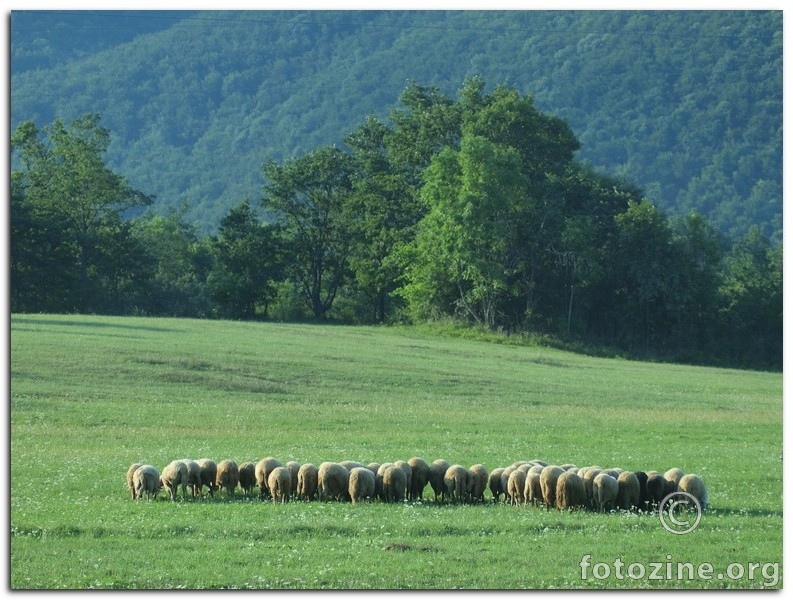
[11,78,782,370]
[10,10,782,242]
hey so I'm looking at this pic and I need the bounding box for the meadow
[9,314,782,589]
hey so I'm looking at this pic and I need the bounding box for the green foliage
[10,10,781,240]
[10,315,782,588]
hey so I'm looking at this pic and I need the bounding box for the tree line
[10,79,781,370]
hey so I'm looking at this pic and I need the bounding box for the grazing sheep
[603,468,623,479]
[161,459,190,501]
[238,462,257,496]
[663,468,685,492]
[340,461,367,472]
[467,464,489,503]
[678,474,708,510]
[525,465,545,506]
[376,463,394,501]
[528,459,548,467]
[216,459,240,497]
[268,466,292,503]
[180,459,202,498]
[383,464,408,503]
[444,465,469,504]
[296,463,319,501]
[517,463,534,474]
[349,467,376,504]
[285,461,301,497]
[196,459,218,497]
[255,457,282,500]
[556,471,586,511]
[428,459,450,502]
[593,473,619,512]
[500,465,518,504]
[318,462,350,502]
[366,462,381,478]
[133,465,162,501]
[507,468,527,506]
[488,468,506,503]
[540,466,565,510]
[407,457,430,501]
[559,463,577,472]
[616,471,641,511]
[394,460,413,501]
[581,468,602,510]
[634,471,650,510]
[127,463,143,500]
[645,472,667,507]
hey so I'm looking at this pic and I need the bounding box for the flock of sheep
[127,457,709,513]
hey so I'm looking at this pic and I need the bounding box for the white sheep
[216,459,239,497]
[126,463,143,500]
[467,464,489,503]
[593,472,619,512]
[407,457,430,502]
[428,459,450,502]
[507,468,527,506]
[540,466,565,510]
[317,462,350,502]
[255,457,282,500]
[678,473,709,510]
[132,465,162,501]
[268,466,292,503]
[616,471,641,511]
[556,470,586,510]
[383,464,407,503]
[349,467,376,504]
[443,464,468,504]
[161,459,190,501]
[296,463,318,501]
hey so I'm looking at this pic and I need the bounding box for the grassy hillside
[9,314,782,588]
[10,10,782,240]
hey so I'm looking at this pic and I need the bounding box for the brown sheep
[616,471,641,511]
[428,459,450,502]
[255,457,282,500]
[285,461,301,497]
[127,463,143,500]
[296,463,318,501]
[540,466,565,510]
[581,468,602,510]
[216,459,239,497]
[133,465,162,500]
[556,471,586,511]
[407,457,430,502]
[383,464,408,503]
[238,462,257,496]
[317,462,350,502]
[500,465,518,504]
[376,463,394,501]
[349,467,376,504]
[268,466,292,503]
[663,468,685,492]
[161,459,190,501]
[196,459,217,497]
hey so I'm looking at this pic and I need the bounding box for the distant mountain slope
[10,10,782,240]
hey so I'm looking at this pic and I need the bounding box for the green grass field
[9,314,782,589]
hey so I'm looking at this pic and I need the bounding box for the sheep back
[467,464,488,503]
[318,462,350,502]
[161,459,190,501]
[268,466,292,503]
[616,471,641,511]
[556,471,586,511]
[255,457,282,499]
[133,465,161,500]
[593,472,619,512]
[443,464,468,504]
[383,464,408,503]
[407,457,430,502]
[678,474,708,510]
[540,466,565,509]
[216,459,239,496]
[196,459,218,497]
[238,462,257,495]
[428,459,450,502]
[488,468,505,503]
[127,463,143,500]
[349,467,376,504]
[297,463,319,501]
[507,468,527,506]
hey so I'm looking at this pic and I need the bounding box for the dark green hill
[10,10,782,240]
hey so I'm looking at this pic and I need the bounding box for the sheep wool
[540,466,565,510]
[196,459,218,497]
[382,464,408,503]
[407,457,430,502]
[443,464,468,504]
[428,459,450,503]
[318,462,350,502]
[132,465,161,501]
[161,459,190,501]
[268,466,292,503]
[216,459,240,497]
[127,463,143,500]
[348,467,376,504]
[677,473,708,510]
[488,468,505,503]
[296,463,319,501]
[255,457,282,500]
[238,462,257,496]
[593,472,619,512]
[556,470,586,511]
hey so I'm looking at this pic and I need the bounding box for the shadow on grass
[11,316,184,334]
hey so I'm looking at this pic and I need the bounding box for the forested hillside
[10,10,782,241]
